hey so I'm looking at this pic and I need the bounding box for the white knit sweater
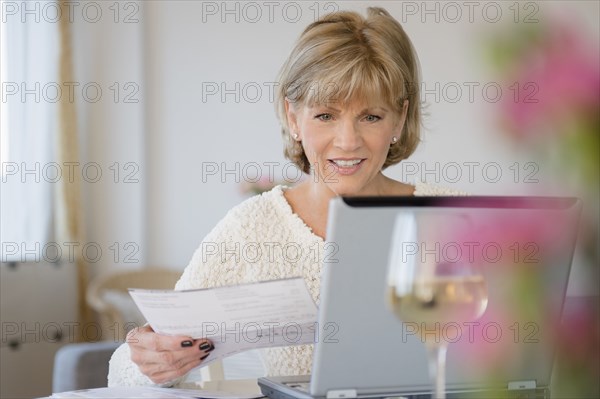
[108,182,466,387]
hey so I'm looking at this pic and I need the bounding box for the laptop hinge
[508,380,537,390]
[326,389,357,399]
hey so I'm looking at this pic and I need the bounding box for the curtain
[56,0,93,341]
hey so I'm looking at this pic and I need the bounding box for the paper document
[51,386,263,398]
[129,277,318,364]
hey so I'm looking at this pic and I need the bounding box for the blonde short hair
[275,7,422,174]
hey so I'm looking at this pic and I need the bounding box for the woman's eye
[315,113,333,121]
[364,114,381,122]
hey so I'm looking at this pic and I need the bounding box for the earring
[391,136,398,144]
[292,133,299,140]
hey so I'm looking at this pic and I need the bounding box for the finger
[134,347,187,370]
[138,351,186,375]
[146,357,205,385]
[126,325,152,345]
[133,340,214,367]
[128,327,196,352]
[195,339,215,352]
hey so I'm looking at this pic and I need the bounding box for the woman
[108,6,462,387]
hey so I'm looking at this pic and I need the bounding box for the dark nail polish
[199,342,213,351]
[181,340,193,348]
[200,353,210,361]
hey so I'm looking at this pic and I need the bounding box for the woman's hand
[126,325,214,385]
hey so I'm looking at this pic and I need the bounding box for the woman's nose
[333,120,362,152]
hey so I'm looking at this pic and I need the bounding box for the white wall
[71,3,147,274]
[74,1,598,292]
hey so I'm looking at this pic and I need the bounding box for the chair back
[86,267,181,341]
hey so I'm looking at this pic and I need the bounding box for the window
[1,13,9,169]
[0,7,58,262]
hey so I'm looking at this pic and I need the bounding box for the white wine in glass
[387,275,488,331]
[386,214,488,399]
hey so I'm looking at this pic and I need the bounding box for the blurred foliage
[483,14,599,398]
[485,17,599,182]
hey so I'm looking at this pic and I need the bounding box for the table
[40,379,266,398]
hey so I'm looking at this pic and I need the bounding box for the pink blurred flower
[499,19,600,139]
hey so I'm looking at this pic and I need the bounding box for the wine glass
[386,213,488,399]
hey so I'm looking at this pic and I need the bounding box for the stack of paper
[50,386,263,398]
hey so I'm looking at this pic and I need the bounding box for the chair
[86,267,182,341]
[52,341,122,393]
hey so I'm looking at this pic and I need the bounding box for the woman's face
[286,98,408,196]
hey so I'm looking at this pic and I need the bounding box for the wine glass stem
[426,342,448,399]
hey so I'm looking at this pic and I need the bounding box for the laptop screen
[310,196,580,396]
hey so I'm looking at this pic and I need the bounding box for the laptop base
[258,376,550,399]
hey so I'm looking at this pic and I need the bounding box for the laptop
[258,196,581,399]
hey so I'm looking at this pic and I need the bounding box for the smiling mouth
[328,159,365,168]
